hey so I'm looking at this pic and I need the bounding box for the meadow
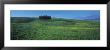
[11,17,100,40]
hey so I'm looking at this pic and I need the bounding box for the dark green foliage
[39,15,51,19]
[11,17,100,40]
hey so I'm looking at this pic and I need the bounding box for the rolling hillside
[11,17,100,40]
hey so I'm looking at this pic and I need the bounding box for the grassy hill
[11,17,100,40]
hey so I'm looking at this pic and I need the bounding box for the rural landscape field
[11,10,100,40]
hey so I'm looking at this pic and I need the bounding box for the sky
[11,10,100,19]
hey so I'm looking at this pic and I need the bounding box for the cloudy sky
[11,10,100,19]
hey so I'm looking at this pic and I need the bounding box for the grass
[11,17,100,40]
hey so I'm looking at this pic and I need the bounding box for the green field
[11,17,100,40]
